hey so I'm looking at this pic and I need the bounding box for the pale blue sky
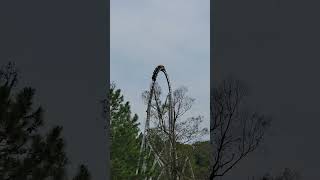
[111,0,210,140]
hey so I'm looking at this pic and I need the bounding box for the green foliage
[0,62,67,180]
[0,62,90,180]
[191,141,211,179]
[109,82,212,179]
[109,83,144,180]
[175,141,211,179]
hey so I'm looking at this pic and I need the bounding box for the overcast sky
[110,0,210,140]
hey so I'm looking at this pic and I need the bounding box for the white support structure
[136,65,195,180]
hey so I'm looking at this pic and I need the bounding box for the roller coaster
[135,65,195,180]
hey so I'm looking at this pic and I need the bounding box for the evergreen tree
[108,83,143,180]
[107,83,211,179]
[0,62,90,180]
[73,165,91,180]
[0,62,69,180]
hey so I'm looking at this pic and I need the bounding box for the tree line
[0,62,90,180]
[0,62,301,179]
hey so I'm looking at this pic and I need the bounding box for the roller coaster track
[136,65,195,180]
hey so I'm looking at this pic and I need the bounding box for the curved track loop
[136,65,195,180]
[135,65,177,179]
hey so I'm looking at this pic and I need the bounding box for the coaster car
[152,65,166,81]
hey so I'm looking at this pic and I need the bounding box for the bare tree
[209,77,271,179]
[142,83,208,145]
[141,83,208,179]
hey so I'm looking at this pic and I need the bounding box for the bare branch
[209,77,271,180]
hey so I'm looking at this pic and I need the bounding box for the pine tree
[0,62,90,180]
[73,165,91,180]
[108,83,143,179]
[0,62,68,180]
